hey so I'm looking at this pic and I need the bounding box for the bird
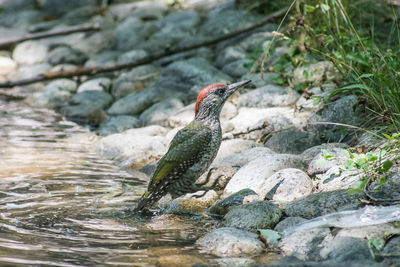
[133,80,251,212]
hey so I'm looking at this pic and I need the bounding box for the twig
[0,8,287,88]
[0,24,101,49]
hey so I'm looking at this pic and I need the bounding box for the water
[0,100,218,266]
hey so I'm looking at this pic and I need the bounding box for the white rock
[316,166,362,192]
[140,98,184,125]
[257,168,313,202]
[13,40,48,65]
[0,56,17,74]
[77,77,111,93]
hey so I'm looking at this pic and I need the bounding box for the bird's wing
[149,121,212,188]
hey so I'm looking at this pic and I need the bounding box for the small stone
[0,56,17,74]
[116,16,152,51]
[84,51,121,68]
[223,154,307,198]
[301,143,349,164]
[238,85,300,108]
[69,90,113,109]
[284,190,363,219]
[307,147,349,176]
[61,105,106,126]
[196,227,264,257]
[13,40,48,65]
[292,61,338,85]
[30,79,77,108]
[140,98,184,125]
[47,46,87,65]
[208,189,257,217]
[264,129,321,154]
[222,201,282,232]
[257,168,313,203]
[97,115,141,136]
[111,65,159,98]
[215,46,247,68]
[316,166,362,192]
[77,77,111,93]
[117,49,149,64]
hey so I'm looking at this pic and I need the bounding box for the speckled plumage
[134,80,251,212]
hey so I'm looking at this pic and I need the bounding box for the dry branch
[0,8,286,88]
[0,24,101,50]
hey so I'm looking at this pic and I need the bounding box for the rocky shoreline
[1,0,400,266]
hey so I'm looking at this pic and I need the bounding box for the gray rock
[222,59,252,78]
[154,57,231,100]
[97,115,141,136]
[307,147,349,176]
[382,236,400,266]
[307,95,364,142]
[30,79,77,108]
[215,46,247,68]
[215,139,260,162]
[274,217,307,233]
[195,165,238,191]
[285,190,363,219]
[264,129,321,154]
[139,98,184,125]
[238,85,300,108]
[208,189,257,217]
[69,90,113,109]
[301,143,349,164]
[367,172,400,200]
[47,46,87,65]
[13,40,48,65]
[116,16,153,51]
[196,227,264,257]
[117,49,149,64]
[257,168,313,203]
[109,1,167,21]
[60,104,106,126]
[223,154,307,198]
[84,51,121,68]
[222,201,282,232]
[214,146,275,168]
[74,30,116,56]
[111,65,159,98]
[107,85,167,116]
[36,0,97,15]
[238,32,274,53]
[98,125,169,168]
[293,61,338,85]
[319,237,371,262]
[77,77,111,93]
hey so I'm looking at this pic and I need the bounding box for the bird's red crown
[194,83,225,114]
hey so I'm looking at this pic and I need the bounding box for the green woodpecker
[134,80,251,212]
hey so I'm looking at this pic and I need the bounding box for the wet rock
[69,90,113,109]
[307,147,348,176]
[61,105,106,126]
[223,154,307,198]
[0,56,17,75]
[13,40,48,65]
[238,85,300,108]
[97,115,141,136]
[111,65,159,98]
[222,201,282,232]
[264,130,321,154]
[208,189,257,217]
[274,217,307,233]
[222,59,252,78]
[84,51,121,68]
[257,168,313,203]
[98,125,169,168]
[196,227,264,257]
[77,77,111,93]
[195,165,238,191]
[140,98,184,125]
[293,61,338,85]
[214,146,275,168]
[316,166,362,192]
[117,49,149,64]
[37,0,97,15]
[30,79,77,108]
[116,16,153,51]
[108,85,167,116]
[285,190,363,219]
[160,190,219,215]
[215,46,247,68]
[301,143,349,164]
[154,57,231,99]
[157,254,206,267]
[307,95,364,142]
[47,46,87,66]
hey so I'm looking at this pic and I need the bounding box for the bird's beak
[225,80,251,99]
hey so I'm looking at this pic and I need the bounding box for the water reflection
[0,100,213,266]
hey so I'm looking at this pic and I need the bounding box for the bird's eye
[215,88,224,96]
